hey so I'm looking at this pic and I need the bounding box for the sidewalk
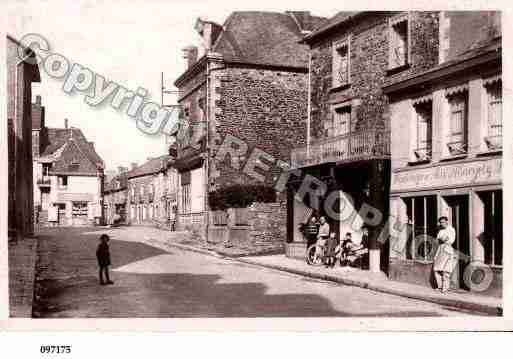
[138,229,502,316]
[8,236,38,317]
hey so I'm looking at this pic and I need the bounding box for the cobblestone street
[33,226,478,318]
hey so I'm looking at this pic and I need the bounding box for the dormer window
[332,37,351,88]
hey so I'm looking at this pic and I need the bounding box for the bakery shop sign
[392,158,502,192]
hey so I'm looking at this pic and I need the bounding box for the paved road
[34,227,476,318]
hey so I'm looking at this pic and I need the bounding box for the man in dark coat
[96,234,114,285]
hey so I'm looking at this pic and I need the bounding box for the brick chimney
[64,118,68,129]
[182,46,198,68]
[195,18,223,50]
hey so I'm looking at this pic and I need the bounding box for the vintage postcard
[1,0,512,335]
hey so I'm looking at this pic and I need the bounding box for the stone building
[127,155,177,227]
[288,12,442,272]
[384,11,502,296]
[103,167,129,225]
[7,35,41,240]
[32,119,105,226]
[171,11,325,246]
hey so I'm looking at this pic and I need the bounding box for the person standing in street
[433,216,456,293]
[96,234,114,285]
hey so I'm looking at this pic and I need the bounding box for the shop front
[389,157,502,297]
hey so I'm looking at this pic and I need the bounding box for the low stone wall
[208,201,286,254]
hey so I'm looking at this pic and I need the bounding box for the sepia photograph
[2,0,511,337]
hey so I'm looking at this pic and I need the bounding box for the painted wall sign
[391,158,502,192]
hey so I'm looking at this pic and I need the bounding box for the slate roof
[211,11,326,68]
[126,155,170,179]
[41,127,104,175]
[301,11,371,43]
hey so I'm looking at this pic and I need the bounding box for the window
[403,196,438,261]
[58,175,68,189]
[480,190,502,266]
[42,163,51,176]
[389,16,409,69]
[447,92,468,155]
[413,100,432,161]
[485,81,502,149]
[139,186,144,196]
[181,183,191,214]
[331,105,351,137]
[332,38,350,87]
[72,201,88,218]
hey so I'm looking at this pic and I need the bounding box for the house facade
[127,155,178,228]
[288,12,441,272]
[32,120,105,227]
[384,11,502,296]
[7,35,41,240]
[103,167,129,225]
[172,11,325,243]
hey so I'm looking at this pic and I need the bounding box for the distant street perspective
[33,226,478,318]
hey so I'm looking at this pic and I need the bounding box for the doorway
[444,195,470,290]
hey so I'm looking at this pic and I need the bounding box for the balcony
[290,130,390,169]
[37,176,51,187]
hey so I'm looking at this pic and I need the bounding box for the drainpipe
[306,52,312,158]
[204,57,211,243]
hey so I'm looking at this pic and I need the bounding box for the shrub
[208,184,277,211]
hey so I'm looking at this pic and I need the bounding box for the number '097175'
[40,346,71,354]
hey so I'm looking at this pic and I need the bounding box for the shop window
[484,80,502,151]
[446,92,468,156]
[413,100,432,162]
[332,37,351,88]
[481,190,502,266]
[72,201,88,218]
[404,196,438,261]
[389,16,410,70]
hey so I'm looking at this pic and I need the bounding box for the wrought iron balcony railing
[290,130,390,169]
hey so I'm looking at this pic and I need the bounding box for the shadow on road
[33,227,450,318]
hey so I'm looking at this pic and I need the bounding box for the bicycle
[306,240,333,266]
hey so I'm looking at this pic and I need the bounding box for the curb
[161,241,502,316]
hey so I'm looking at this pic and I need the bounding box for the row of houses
[105,10,502,297]
[7,34,105,230]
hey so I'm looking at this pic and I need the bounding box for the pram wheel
[306,244,324,266]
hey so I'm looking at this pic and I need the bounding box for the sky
[5,0,340,171]
[5,0,494,171]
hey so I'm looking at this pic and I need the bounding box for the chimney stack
[131,162,138,171]
[64,118,69,129]
[118,166,128,174]
[35,95,41,105]
[195,18,223,51]
[182,46,198,68]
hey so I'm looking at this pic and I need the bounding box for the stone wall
[211,65,308,189]
[309,11,439,141]
[208,201,286,254]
